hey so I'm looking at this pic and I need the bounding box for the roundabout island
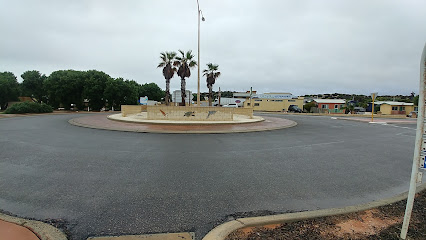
[69,105,297,133]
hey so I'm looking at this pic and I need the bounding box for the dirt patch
[226,191,425,240]
[332,209,400,237]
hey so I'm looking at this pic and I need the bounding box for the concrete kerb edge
[256,112,410,119]
[202,183,426,240]
[107,114,265,125]
[336,117,414,124]
[68,119,137,133]
[68,118,297,134]
[0,111,104,119]
[0,212,67,240]
[334,117,384,124]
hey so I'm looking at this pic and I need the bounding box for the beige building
[375,101,416,115]
[243,96,304,111]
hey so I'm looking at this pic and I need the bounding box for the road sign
[371,92,378,101]
[140,96,148,105]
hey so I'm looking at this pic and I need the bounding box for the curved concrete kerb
[108,113,264,125]
[202,183,426,240]
[69,114,296,134]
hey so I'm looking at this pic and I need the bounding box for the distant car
[222,103,239,108]
[407,111,418,118]
[288,105,302,113]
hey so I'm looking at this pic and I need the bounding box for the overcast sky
[1,0,425,96]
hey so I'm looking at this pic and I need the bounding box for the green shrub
[4,102,53,114]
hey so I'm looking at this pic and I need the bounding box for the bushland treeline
[0,70,164,110]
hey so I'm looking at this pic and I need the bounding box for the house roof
[373,101,414,106]
[233,93,250,97]
[18,97,35,102]
[313,99,346,104]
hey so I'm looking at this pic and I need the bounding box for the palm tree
[157,51,177,106]
[203,63,221,106]
[174,50,197,106]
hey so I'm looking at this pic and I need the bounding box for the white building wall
[172,90,192,103]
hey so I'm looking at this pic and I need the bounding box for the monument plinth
[109,105,263,125]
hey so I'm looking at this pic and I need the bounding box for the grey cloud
[1,0,425,96]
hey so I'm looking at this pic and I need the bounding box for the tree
[0,72,20,110]
[44,70,85,110]
[343,99,355,114]
[123,80,140,105]
[303,101,316,113]
[104,78,139,110]
[358,101,368,109]
[220,91,234,98]
[414,95,419,106]
[139,83,165,102]
[104,78,126,110]
[174,50,197,106]
[21,70,47,103]
[157,52,177,105]
[83,70,111,111]
[203,63,221,106]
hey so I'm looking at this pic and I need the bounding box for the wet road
[0,113,420,239]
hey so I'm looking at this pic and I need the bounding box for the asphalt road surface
[0,113,421,239]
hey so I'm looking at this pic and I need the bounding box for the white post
[371,95,375,122]
[400,43,426,239]
[250,87,253,108]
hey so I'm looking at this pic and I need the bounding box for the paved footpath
[336,116,417,124]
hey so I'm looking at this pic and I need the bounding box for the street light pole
[196,0,204,107]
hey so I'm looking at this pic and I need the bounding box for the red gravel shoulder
[226,190,426,240]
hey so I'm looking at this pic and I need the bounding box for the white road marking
[230,141,346,153]
[369,122,387,124]
[391,125,416,130]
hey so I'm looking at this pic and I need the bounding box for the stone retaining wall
[234,107,253,118]
[121,105,147,117]
[147,106,234,121]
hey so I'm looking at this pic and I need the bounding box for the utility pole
[218,87,221,106]
[370,92,377,122]
[196,0,205,106]
[250,87,253,108]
